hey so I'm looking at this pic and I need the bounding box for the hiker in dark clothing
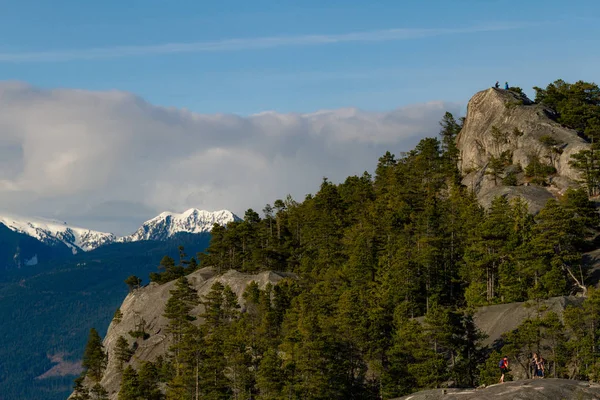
[505,82,509,90]
[494,81,500,88]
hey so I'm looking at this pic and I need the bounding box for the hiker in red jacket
[499,356,509,383]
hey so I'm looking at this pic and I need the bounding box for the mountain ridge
[0,208,239,254]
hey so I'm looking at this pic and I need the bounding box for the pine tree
[531,199,586,295]
[163,276,199,376]
[124,275,142,292]
[113,308,123,324]
[256,348,284,400]
[90,383,109,400]
[138,362,164,400]
[115,335,133,371]
[72,376,91,400]
[439,111,462,183]
[82,328,107,383]
[118,365,141,400]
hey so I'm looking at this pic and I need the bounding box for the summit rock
[456,88,589,213]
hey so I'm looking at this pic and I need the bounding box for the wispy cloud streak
[0,24,523,62]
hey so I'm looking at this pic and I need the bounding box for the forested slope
[72,80,600,400]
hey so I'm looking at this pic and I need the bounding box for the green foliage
[570,146,600,196]
[90,383,109,400]
[486,150,512,185]
[508,86,525,96]
[115,336,134,371]
[439,111,462,183]
[0,234,211,400]
[491,125,508,145]
[534,79,600,140]
[525,155,556,183]
[539,135,561,147]
[124,275,142,292]
[72,376,91,400]
[68,91,600,397]
[82,328,107,383]
[113,307,123,324]
[479,350,509,385]
[128,316,150,340]
[534,79,600,194]
[502,171,518,186]
[118,366,141,400]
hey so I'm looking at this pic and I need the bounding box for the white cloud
[0,24,524,62]
[0,81,460,234]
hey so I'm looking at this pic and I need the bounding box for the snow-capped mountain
[0,214,117,254]
[120,208,239,242]
[0,208,239,253]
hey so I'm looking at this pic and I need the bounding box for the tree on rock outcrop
[163,276,199,376]
[82,328,107,383]
[72,376,91,400]
[90,383,109,400]
[115,335,133,371]
[439,111,463,182]
[124,275,142,292]
[534,79,600,138]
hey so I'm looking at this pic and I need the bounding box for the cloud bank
[0,82,459,234]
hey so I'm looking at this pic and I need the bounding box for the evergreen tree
[439,111,462,183]
[138,362,164,400]
[82,328,107,383]
[72,376,91,400]
[163,276,199,377]
[90,383,109,400]
[125,275,142,292]
[113,308,123,324]
[115,335,133,371]
[119,365,141,400]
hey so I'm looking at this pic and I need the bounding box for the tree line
[75,79,600,399]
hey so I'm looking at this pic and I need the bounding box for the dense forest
[74,80,600,399]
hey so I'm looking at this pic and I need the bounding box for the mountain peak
[0,209,240,253]
[121,209,240,242]
[0,213,116,253]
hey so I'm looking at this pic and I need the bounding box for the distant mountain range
[0,208,239,255]
[0,208,238,398]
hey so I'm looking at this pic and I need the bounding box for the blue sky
[0,0,599,232]
[1,0,599,115]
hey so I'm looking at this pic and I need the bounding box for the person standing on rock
[499,356,509,383]
[537,356,545,378]
[531,353,539,378]
[505,82,509,90]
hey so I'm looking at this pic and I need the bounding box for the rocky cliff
[393,379,600,400]
[457,88,589,213]
[71,267,294,399]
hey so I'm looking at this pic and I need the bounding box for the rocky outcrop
[457,88,589,212]
[70,267,294,399]
[473,296,583,348]
[393,379,600,400]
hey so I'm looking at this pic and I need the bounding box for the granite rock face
[456,88,589,212]
[393,379,600,400]
[70,267,294,399]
